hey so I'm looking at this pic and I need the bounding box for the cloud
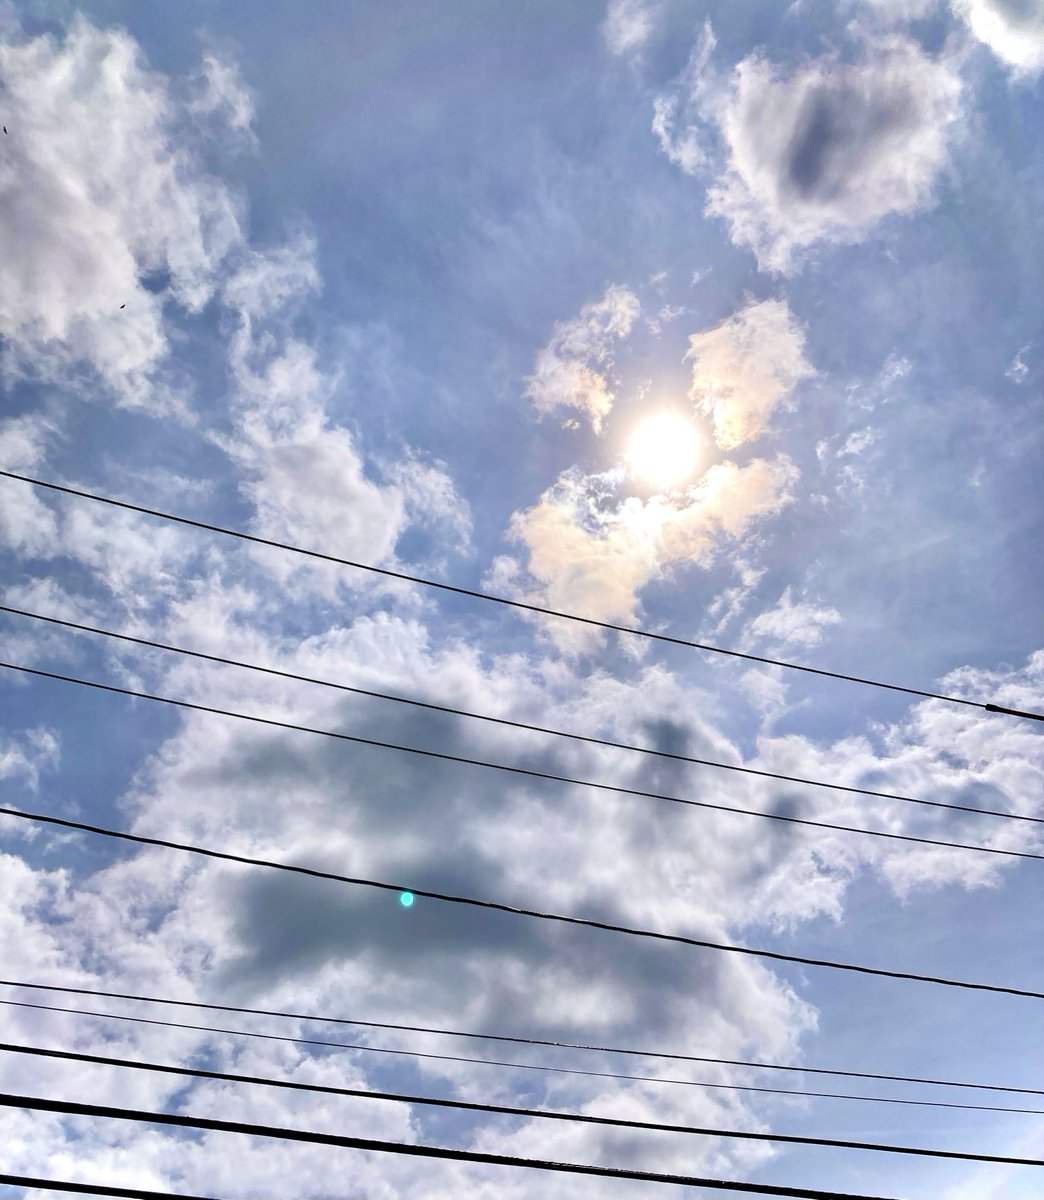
[745,587,842,649]
[0,728,59,791]
[223,330,407,584]
[687,299,816,449]
[708,35,964,271]
[387,451,474,561]
[859,0,940,17]
[602,0,662,58]
[0,18,244,404]
[525,286,640,432]
[1005,344,1031,382]
[651,21,718,175]
[220,240,437,594]
[953,0,1044,73]
[656,29,964,272]
[190,51,256,143]
[501,455,799,651]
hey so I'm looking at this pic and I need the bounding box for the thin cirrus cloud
[654,26,965,272]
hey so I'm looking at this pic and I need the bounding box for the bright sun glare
[627,412,701,490]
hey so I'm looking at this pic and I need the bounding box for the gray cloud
[656,30,964,272]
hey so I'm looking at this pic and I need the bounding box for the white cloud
[0,19,244,404]
[860,0,939,17]
[387,451,474,560]
[224,335,407,583]
[1006,343,1030,382]
[0,728,59,791]
[525,286,640,432]
[602,0,662,57]
[953,0,1044,73]
[502,455,799,652]
[745,587,842,649]
[219,241,416,593]
[687,298,816,449]
[190,51,256,142]
[651,22,718,175]
[656,29,964,272]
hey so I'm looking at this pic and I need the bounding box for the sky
[0,0,1042,1197]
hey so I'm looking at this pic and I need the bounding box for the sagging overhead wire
[0,1092,976,1197]
[5,977,1040,1100]
[4,660,1041,863]
[2,468,1041,722]
[2,605,1037,827]
[0,804,1041,1001]
[7,996,1040,1116]
[1,1042,1040,1167]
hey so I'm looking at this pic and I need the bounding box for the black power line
[3,468,1041,722]
[0,1092,928,1197]
[4,660,1040,864]
[1,1042,1038,1167]
[4,604,1036,827]
[10,993,1044,1113]
[0,1179,226,1200]
[8,997,1039,1116]
[5,977,1039,1100]
[0,804,1041,1002]
[0,1169,902,1200]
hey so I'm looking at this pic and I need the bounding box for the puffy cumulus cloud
[656,29,964,272]
[6,605,1042,1190]
[220,240,469,593]
[744,587,842,649]
[953,0,1044,73]
[499,455,799,652]
[525,286,640,432]
[0,18,244,405]
[225,333,407,578]
[687,298,816,449]
[1,614,836,1191]
[602,0,662,57]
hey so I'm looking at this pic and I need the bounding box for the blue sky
[0,0,1042,1196]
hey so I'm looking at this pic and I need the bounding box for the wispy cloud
[525,285,640,432]
[687,299,816,449]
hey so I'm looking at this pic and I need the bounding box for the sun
[626,412,702,490]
